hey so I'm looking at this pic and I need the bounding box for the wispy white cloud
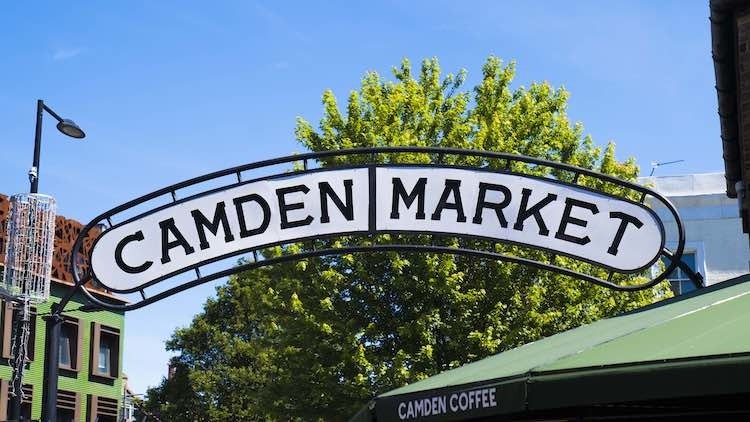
[52,48,83,61]
[252,2,308,44]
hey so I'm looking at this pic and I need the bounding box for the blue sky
[0,1,719,393]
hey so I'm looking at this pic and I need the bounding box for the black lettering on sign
[554,198,599,245]
[431,179,467,223]
[608,211,644,255]
[513,188,557,236]
[319,179,354,223]
[233,194,271,238]
[190,202,235,250]
[277,185,314,229]
[114,230,153,274]
[472,182,512,226]
[391,177,427,220]
[159,218,195,264]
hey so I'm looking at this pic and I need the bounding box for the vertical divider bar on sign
[368,165,377,235]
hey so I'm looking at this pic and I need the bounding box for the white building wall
[639,173,749,286]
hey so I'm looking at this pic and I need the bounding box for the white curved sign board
[90,167,663,292]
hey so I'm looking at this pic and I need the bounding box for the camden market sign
[91,167,661,291]
[71,148,685,311]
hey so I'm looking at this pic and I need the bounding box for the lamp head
[56,119,85,139]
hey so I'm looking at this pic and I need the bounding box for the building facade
[640,173,750,294]
[0,193,126,421]
[120,375,136,422]
[711,0,750,234]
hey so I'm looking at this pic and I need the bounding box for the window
[59,334,71,367]
[91,323,120,379]
[87,395,118,422]
[56,390,80,422]
[57,407,75,422]
[59,317,82,371]
[2,302,36,361]
[0,380,33,421]
[120,398,136,422]
[98,342,110,374]
[664,251,698,295]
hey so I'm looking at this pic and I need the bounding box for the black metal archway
[40,147,702,422]
[67,147,699,312]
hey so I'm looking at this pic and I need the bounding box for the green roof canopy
[352,275,750,421]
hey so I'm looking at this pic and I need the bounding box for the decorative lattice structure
[2,193,56,304]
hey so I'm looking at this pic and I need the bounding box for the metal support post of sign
[43,292,80,422]
[43,306,63,422]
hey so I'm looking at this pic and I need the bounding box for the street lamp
[16,100,85,422]
[29,99,86,194]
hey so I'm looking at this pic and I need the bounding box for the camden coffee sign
[89,166,663,292]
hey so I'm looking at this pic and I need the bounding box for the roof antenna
[649,159,685,176]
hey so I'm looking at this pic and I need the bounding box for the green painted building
[0,276,126,422]
[0,193,128,422]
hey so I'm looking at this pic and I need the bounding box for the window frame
[0,380,33,420]
[58,317,83,372]
[661,241,706,295]
[90,322,120,379]
[87,394,119,422]
[664,251,698,295]
[56,389,81,422]
[666,251,697,281]
[2,302,37,362]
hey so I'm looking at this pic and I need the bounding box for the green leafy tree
[151,56,671,421]
[140,358,209,421]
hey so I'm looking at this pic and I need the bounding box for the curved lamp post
[17,100,85,422]
[29,99,86,194]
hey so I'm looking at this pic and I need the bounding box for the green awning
[353,274,750,421]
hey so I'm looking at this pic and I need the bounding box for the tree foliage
[145,56,671,421]
[140,358,209,421]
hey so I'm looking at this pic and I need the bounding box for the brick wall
[737,12,750,224]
